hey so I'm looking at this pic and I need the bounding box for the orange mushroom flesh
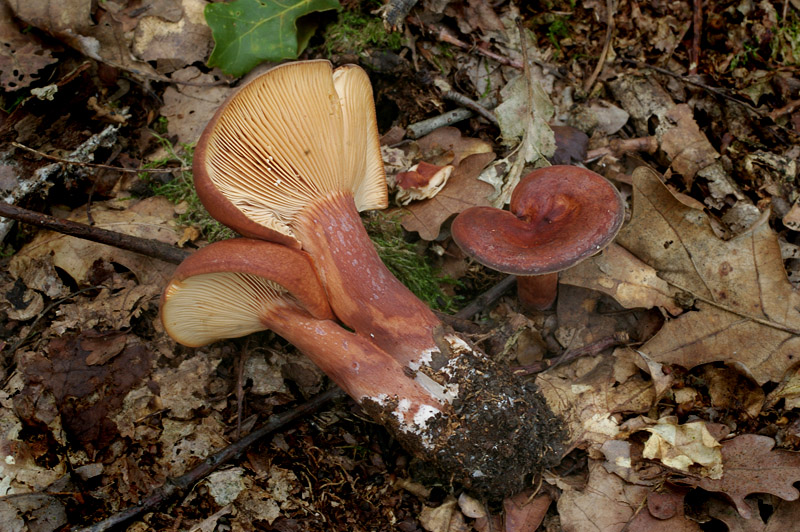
[160,239,449,449]
[193,60,439,367]
[452,166,625,310]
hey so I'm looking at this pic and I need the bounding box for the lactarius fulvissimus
[167,60,565,497]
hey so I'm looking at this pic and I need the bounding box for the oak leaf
[618,167,800,384]
[697,434,800,518]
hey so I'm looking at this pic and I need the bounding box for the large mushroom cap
[161,239,332,347]
[194,60,388,247]
[451,166,624,275]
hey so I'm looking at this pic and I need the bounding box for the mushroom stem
[295,191,441,367]
[517,273,559,311]
[263,304,449,453]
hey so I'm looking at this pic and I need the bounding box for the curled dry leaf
[536,348,660,453]
[641,418,723,478]
[696,434,800,519]
[618,167,800,384]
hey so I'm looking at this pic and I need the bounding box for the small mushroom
[193,60,439,366]
[160,238,450,451]
[395,161,454,205]
[451,165,625,310]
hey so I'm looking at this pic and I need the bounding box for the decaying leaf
[160,66,234,144]
[697,434,800,518]
[619,167,800,384]
[131,0,212,69]
[641,418,722,478]
[557,460,701,532]
[400,152,496,240]
[0,2,57,90]
[537,348,663,452]
[560,243,682,315]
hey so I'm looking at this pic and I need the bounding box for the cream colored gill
[203,61,347,236]
[332,65,388,211]
[162,271,292,347]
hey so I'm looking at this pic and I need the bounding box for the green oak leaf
[205,0,340,77]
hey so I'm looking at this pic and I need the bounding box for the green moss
[323,10,403,56]
[364,212,460,312]
[142,134,235,242]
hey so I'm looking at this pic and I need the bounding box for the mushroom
[451,166,625,310]
[193,60,439,367]
[188,61,566,497]
[160,238,450,453]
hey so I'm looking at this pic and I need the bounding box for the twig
[620,58,768,118]
[0,202,191,264]
[441,91,499,126]
[690,0,703,75]
[769,98,800,121]
[584,136,658,161]
[583,0,615,93]
[12,142,190,174]
[73,387,345,532]
[406,108,475,138]
[407,16,523,70]
[512,333,629,375]
[454,275,517,320]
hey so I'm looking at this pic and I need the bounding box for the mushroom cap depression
[194,60,387,247]
[451,165,625,275]
[161,239,332,347]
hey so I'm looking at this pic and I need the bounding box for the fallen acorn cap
[451,165,625,309]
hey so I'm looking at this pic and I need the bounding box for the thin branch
[454,275,517,320]
[690,0,703,74]
[584,0,615,93]
[441,91,499,126]
[620,58,768,118]
[73,387,345,532]
[0,202,191,264]
[12,142,190,174]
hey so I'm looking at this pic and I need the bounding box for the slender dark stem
[454,274,517,320]
[73,388,345,532]
[0,202,190,264]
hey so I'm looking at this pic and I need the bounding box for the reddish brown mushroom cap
[451,165,624,276]
[161,238,333,347]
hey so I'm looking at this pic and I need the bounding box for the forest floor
[2,0,800,531]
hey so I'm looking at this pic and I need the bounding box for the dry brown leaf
[17,333,153,453]
[415,126,494,166]
[536,348,660,452]
[131,0,212,69]
[0,2,57,90]
[641,418,722,478]
[503,492,551,532]
[560,244,682,315]
[660,104,719,183]
[161,67,234,144]
[618,167,800,384]
[400,152,496,240]
[10,197,181,287]
[697,434,800,518]
[8,2,163,79]
[557,460,701,532]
